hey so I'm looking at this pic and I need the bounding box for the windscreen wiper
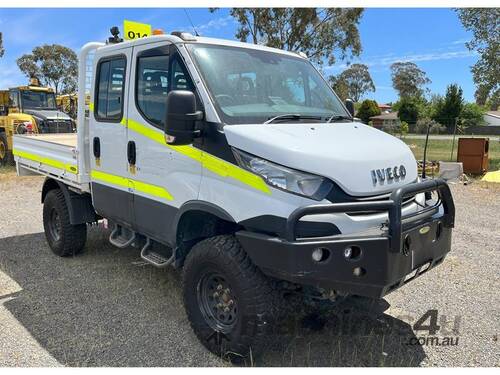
[264,114,322,124]
[326,114,352,123]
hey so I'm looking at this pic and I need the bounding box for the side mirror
[345,99,355,117]
[164,90,203,145]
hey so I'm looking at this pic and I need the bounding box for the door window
[136,54,196,129]
[136,55,170,127]
[95,57,126,121]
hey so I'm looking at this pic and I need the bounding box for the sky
[0,8,478,103]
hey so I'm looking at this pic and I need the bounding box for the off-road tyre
[182,235,279,362]
[43,189,87,256]
[0,132,13,166]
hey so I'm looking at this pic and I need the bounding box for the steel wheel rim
[197,272,238,332]
[49,208,62,241]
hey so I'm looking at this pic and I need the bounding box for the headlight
[233,148,333,200]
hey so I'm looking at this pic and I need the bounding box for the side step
[140,238,175,268]
[109,224,136,248]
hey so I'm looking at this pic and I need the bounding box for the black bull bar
[285,178,455,252]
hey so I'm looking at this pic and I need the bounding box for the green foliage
[397,97,420,124]
[354,101,362,112]
[220,8,364,66]
[420,94,443,119]
[0,32,4,58]
[381,120,408,137]
[356,99,380,124]
[329,64,375,102]
[16,44,77,95]
[456,9,500,109]
[432,84,464,129]
[485,91,499,111]
[329,75,350,102]
[415,118,446,134]
[400,121,409,136]
[390,61,431,98]
[460,102,486,127]
[429,123,446,134]
[382,122,398,134]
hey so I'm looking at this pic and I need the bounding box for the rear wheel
[0,132,12,166]
[43,189,87,256]
[182,235,279,362]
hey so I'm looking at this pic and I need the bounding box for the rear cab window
[95,56,126,122]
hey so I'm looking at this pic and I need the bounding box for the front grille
[326,181,417,215]
[41,120,74,134]
[346,195,416,216]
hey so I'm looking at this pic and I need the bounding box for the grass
[401,137,500,172]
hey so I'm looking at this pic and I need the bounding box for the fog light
[344,247,352,259]
[312,248,324,262]
[312,247,330,262]
[344,245,362,261]
[353,267,366,277]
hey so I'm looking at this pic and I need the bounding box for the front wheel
[43,189,87,256]
[182,235,278,361]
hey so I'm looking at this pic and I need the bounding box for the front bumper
[237,179,455,298]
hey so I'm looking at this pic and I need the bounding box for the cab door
[89,48,134,225]
[126,42,202,244]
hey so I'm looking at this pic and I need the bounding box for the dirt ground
[0,170,499,366]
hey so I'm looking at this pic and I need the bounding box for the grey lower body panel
[91,182,178,245]
[92,183,133,225]
[133,193,178,244]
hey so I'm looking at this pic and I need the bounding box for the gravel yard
[0,170,499,367]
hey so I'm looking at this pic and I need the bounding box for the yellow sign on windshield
[124,20,152,40]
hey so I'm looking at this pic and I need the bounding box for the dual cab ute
[13,29,455,360]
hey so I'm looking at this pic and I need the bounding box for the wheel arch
[41,178,98,225]
[172,201,240,267]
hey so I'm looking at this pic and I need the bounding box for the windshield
[186,44,349,124]
[20,90,57,110]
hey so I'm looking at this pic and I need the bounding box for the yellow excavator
[0,78,75,165]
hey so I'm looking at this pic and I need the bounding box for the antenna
[184,9,199,36]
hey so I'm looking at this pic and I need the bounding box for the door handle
[93,137,100,158]
[127,141,136,165]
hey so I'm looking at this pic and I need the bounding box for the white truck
[13,29,455,360]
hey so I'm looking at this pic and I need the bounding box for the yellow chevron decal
[13,149,78,174]
[122,118,271,194]
[91,170,174,201]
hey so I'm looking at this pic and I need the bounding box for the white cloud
[325,48,477,74]
[195,15,235,34]
[451,38,469,45]
[365,49,477,67]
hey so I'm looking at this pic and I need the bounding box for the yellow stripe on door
[91,170,174,201]
[122,118,271,194]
